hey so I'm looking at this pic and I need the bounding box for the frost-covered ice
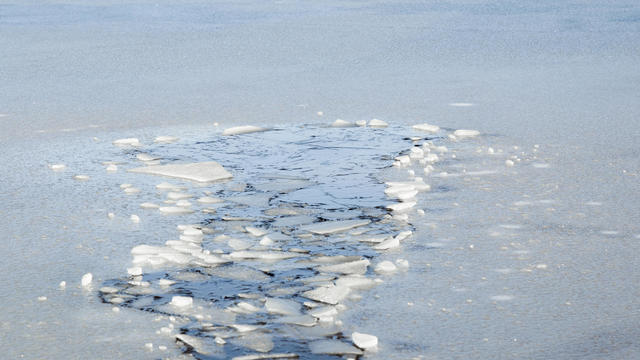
[112,138,141,147]
[412,123,441,133]
[300,219,371,235]
[352,332,378,350]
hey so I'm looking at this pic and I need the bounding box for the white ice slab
[303,284,350,305]
[129,161,232,182]
[352,332,378,350]
[412,123,440,133]
[265,297,301,316]
[222,125,268,136]
[113,138,141,147]
[309,340,363,355]
[453,129,480,138]
[154,136,179,143]
[300,219,371,235]
[368,119,388,128]
[317,259,370,275]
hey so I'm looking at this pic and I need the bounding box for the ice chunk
[355,120,367,127]
[81,273,93,287]
[274,315,317,327]
[228,194,271,207]
[303,284,350,305]
[331,119,354,127]
[386,201,416,212]
[368,119,388,128]
[159,207,194,214]
[317,259,370,275]
[453,129,480,138]
[124,187,140,194]
[230,333,274,353]
[170,296,193,307]
[167,192,193,200]
[176,200,192,207]
[228,250,301,260]
[59,281,66,289]
[335,276,377,290]
[245,226,267,237]
[154,136,179,143]
[300,219,370,235]
[352,332,378,350]
[232,354,298,360]
[136,153,159,162]
[449,102,474,107]
[374,261,397,274]
[38,296,47,301]
[197,196,224,204]
[130,215,140,223]
[106,164,118,172]
[309,340,363,355]
[48,164,66,171]
[396,259,410,269]
[130,161,232,182]
[412,123,440,133]
[140,202,159,209]
[265,298,301,315]
[175,334,209,355]
[491,295,514,302]
[505,159,515,167]
[73,175,90,181]
[113,138,141,147]
[127,267,143,276]
[373,237,399,250]
[222,125,268,136]
[228,238,251,251]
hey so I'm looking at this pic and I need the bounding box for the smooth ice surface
[129,161,233,182]
[222,125,268,136]
[412,123,441,133]
[300,220,371,235]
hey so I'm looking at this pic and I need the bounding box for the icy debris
[99,286,119,294]
[229,302,262,314]
[394,155,411,167]
[352,332,378,350]
[300,219,371,235]
[228,250,301,261]
[175,334,209,355]
[275,315,317,326]
[48,164,66,171]
[107,212,115,219]
[259,236,274,246]
[424,153,439,163]
[335,276,378,290]
[232,324,260,333]
[130,161,232,183]
[158,279,176,287]
[265,298,301,316]
[113,138,141,147]
[368,119,388,128]
[453,129,480,138]
[374,261,397,274]
[106,164,118,172]
[127,267,143,276]
[130,214,140,223]
[412,123,440,133]
[214,337,226,345]
[373,237,399,250]
[167,192,192,200]
[159,207,194,214]
[38,296,47,302]
[396,259,410,269]
[228,194,271,207]
[81,273,93,287]
[309,340,363,355]
[73,175,90,181]
[156,182,184,191]
[232,353,298,360]
[386,201,416,212]
[59,281,66,289]
[491,295,515,302]
[449,102,474,107]
[228,238,251,251]
[303,284,350,305]
[140,202,159,209]
[245,226,267,237]
[197,196,223,204]
[505,159,515,167]
[331,119,354,127]
[170,296,193,308]
[231,333,274,353]
[136,153,159,162]
[154,136,179,144]
[176,200,192,207]
[124,187,140,194]
[309,305,338,320]
[355,120,367,127]
[222,125,268,136]
[317,259,370,275]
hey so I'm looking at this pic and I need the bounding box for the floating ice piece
[352,332,378,350]
[396,190,418,201]
[386,201,416,212]
[265,298,301,316]
[395,155,411,166]
[355,120,367,127]
[245,226,267,237]
[130,161,232,183]
[373,237,399,250]
[395,259,410,269]
[231,324,260,333]
[136,153,159,162]
[409,147,424,159]
[140,202,159,209]
[48,164,66,171]
[127,267,143,276]
[197,196,224,204]
[170,296,193,307]
[130,214,140,223]
[374,261,397,274]
[73,175,90,181]
[124,187,140,194]
[81,273,93,287]
[99,286,119,294]
[275,315,317,326]
[107,212,115,219]
[167,192,193,200]
[395,230,412,241]
[59,281,66,289]
[317,259,370,275]
[175,334,209,355]
[228,250,301,260]
[154,136,179,143]
[231,333,274,353]
[259,236,274,246]
[228,238,251,251]
[331,119,354,127]
[453,129,480,138]
[303,284,350,305]
[176,200,192,207]
[300,219,370,235]
[412,123,440,133]
[309,305,338,320]
[106,164,118,172]
[222,125,268,136]
[368,119,388,128]
[159,207,194,214]
[335,276,377,290]
[232,353,298,360]
[113,138,141,147]
[491,295,514,301]
[310,340,363,355]
[38,296,47,301]
[505,159,515,167]
[449,102,474,107]
[424,153,439,163]
[228,194,271,207]
[156,182,184,191]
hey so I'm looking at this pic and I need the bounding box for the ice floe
[300,219,371,235]
[113,138,142,147]
[412,123,440,133]
[352,332,378,350]
[130,161,232,182]
[222,125,268,136]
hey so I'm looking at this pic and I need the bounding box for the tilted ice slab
[412,123,440,133]
[222,125,268,136]
[300,219,371,235]
[129,161,232,182]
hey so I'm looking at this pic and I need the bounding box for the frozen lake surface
[1,0,639,359]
